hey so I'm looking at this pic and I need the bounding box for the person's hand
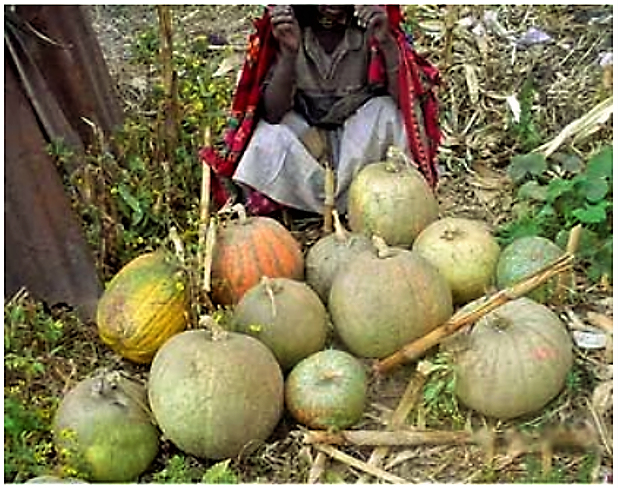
[270,5,301,55]
[354,5,390,42]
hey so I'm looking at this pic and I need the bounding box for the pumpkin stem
[492,314,512,331]
[332,209,349,243]
[441,228,462,241]
[229,203,249,225]
[321,370,344,382]
[200,315,229,341]
[372,236,395,259]
[261,277,279,319]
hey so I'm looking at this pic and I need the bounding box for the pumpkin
[148,328,284,460]
[232,277,328,370]
[347,158,439,248]
[452,297,573,419]
[413,217,501,305]
[97,251,189,364]
[285,350,367,430]
[329,238,453,358]
[305,211,374,303]
[211,207,304,306]
[495,236,563,303]
[53,372,159,482]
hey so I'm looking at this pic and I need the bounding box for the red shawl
[199,5,441,214]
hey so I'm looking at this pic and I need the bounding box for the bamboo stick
[305,429,472,447]
[312,444,408,484]
[357,369,427,483]
[198,127,212,271]
[307,451,327,484]
[554,224,581,304]
[323,167,335,233]
[156,6,178,162]
[375,251,574,375]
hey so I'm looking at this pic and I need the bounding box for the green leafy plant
[509,76,544,152]
[4,293,64,482]
[419,354,465,429]
[151,455,239,484]
[498,145,613,282]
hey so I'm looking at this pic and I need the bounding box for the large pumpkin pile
[47,151,575,481]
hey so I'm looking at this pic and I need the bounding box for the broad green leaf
[586,145,613,181]
[545,178,574,203]
[517,180,548,202]
[572,204,607,224]
[577,177,610,203]
[507,153,547,183]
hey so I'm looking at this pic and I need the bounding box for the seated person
[201,5,441,216]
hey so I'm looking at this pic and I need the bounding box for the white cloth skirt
[233,96,409,213]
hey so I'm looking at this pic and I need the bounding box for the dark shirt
[263,23,384,128]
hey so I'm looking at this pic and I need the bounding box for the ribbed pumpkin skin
[305,231,374,304]
[329,247,453,358]
[413,217,501,305]
[285,350,367,430]
[496,236,563,303]
[97,251,189,364]
[453,298,573,419]
[53,373,159,482]
[233,278,328,371]
[347,161,439,248]
[211,216,304,306]
[148,330,284,460]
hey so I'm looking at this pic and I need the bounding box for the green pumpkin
[453,298,573,419]
[285,350,367,430]
[496,236,563,303]
[347,159,439,248]
[329,239,453,359]
[53,372,159,482]
[148,329,284,460]
[232,277,328,371]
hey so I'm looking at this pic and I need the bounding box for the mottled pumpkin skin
[414,217,501,305]
[329,247,453,359]
[148,330,284,460]
[285,350,367,430]
[233,278,328,371]
[97,251,189,364]
[53,373,159,482]
[211,216,304,306]
[305,231,374,304]
[347,160,439,248]
[495,236,563,303]
[453,298,573,420]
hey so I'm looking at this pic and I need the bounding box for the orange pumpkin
[211,209,304,305]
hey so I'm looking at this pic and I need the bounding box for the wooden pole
[156,5,178,163]
[305,429,472,447]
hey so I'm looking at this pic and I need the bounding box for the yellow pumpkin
[97,251,189,363]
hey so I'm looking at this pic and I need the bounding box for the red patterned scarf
[199,5,441,214]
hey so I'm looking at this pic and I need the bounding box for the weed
[498,145,613,283]
[418,353,465,429]
[150,455,239,484]
[4,292,65,482]
[509,75,544,152]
